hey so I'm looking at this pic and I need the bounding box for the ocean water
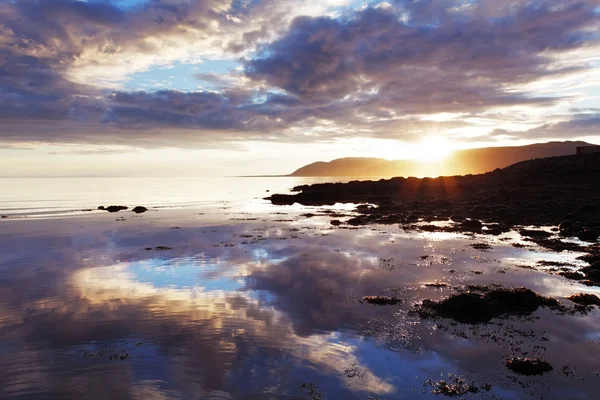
[0,176,340,218]
[1,177,599,399]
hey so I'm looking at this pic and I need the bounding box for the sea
[0,177,599,399]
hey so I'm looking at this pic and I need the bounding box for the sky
[0,0,599,176]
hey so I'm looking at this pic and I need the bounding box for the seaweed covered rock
[417,287,560,324]
[506,357,553,376]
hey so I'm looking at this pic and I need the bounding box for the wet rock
[356,204,373,213]
[417,287,560,324]
[363,296,401,305]
[505,357,553,376]
[98,205,128,213]
[406,214,419,223]
[330,220,342,226]
[449,214,465,222]
[460,219,483,232]
[559,271,585,280]
[132,206,148,214]
[578,229,599,242]
[558,220,573,232]
[424,282,448,288]
[566,293,600,306]
[519,229,552,239]
[470,243,492,251]
[425,376,486,396]
[145,246,173,251]
[484,223,507,236]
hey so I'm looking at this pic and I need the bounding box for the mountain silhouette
[290,141,594,177]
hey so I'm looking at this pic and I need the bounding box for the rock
[579,204,596,213]
[505,357,553,376]
[566,293,600,306]
[559,271,585,280]
[98,205,128,213]
[460,219,483,232]
[558,220,573,232]
[519,229,552,239]
[450,214,465,222]
[578,229,599,242]
[424,282,448,288]
[470,243,492,250]
[417,287,560,324]
[132,206,148,214]
[406,214,419,222]
[330,219,342,226]
[356,204,373,213]
[363,296,401,305]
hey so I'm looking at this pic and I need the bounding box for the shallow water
[1,178,600,399]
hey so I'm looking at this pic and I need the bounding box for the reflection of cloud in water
[71,263,395,395]
[2,212,600,398]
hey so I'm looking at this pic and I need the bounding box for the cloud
[246,1,597,107]
[0,0,598,148]
[489,112,600,140]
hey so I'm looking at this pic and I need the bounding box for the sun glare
[412,136,453,161]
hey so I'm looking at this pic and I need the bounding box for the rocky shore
[270,153,600,234]
[269,153,600,284]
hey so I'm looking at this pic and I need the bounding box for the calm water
[1,178,599,399]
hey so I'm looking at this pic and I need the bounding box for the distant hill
[290,141,594,177]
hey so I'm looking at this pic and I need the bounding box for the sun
[411,135,453,161]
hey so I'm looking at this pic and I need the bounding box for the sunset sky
[0,0,599,176]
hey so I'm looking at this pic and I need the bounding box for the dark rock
[559,271,585,280]
[417,287,560,324]
[470,243,492,250]
[558,220,573,232]
[519,229,552,239]
[450,214,466,222]
[356,204,373,213]
[406,214,419,222]
[98,205,128,213]
[579,204,596,213]
[424,282,448,288]
[363,296,401,305]
[461,219,483,232]
[330,220,342,226]
[578,229,599,242]
[566,293,600,306]
[132,206,148,214]
[506,357,553,376]
[425,376,483,396]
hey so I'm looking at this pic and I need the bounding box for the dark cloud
[0,0,598,147]
[246,1,597,110]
